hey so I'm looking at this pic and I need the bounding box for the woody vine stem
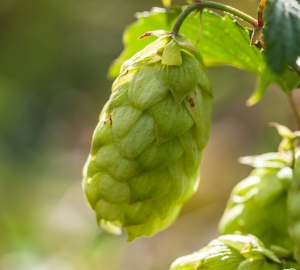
[172,0,300,130]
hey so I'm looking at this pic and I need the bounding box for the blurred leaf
[162,0,172,8]
[239,153,292,168]
[275,68,300,93]
[109,8,299,103]
[246,63,299,105]
[269,122,293,139]
[264,0,300,74]
[247,64,274,106]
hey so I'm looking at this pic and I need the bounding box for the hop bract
[170,234,299,270]
[219,153,294,251]
[82,31,213,241]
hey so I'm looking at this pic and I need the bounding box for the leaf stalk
[287,93,300,131]
[172,1,258,35]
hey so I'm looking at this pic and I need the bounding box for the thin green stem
[172,1,258,35]
[195,9,203,47]
[291,142,295,169]
[287,93,300,131]
[257,0,267,27]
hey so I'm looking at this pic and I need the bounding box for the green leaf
[182,5,199,18]
[246,59,299,106]
[247,64,274,106]
[109,8,299,102]
[264,0,300,74]
[108,10,262,77]
[275,68,300,93]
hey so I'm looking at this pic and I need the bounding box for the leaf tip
[245,100,254,107]
[246,96,257,107]
[138,32,152,40]
[269,122,293,139]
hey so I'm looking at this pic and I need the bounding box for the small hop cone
[170,234,298,270]
[82,32,213,241]
[219,153,295,251]
[289,155,300,262]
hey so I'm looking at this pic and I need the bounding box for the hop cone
[289,154,300,262]
[219,153,295,251]
[82,31,213,241]
[170,234,299,270]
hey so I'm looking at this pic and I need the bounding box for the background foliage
[0,0,299,269]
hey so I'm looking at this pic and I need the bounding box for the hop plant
[82,31,213,241]
[289,154,300,262]
[219,152,295,251]
[170,234,300,270]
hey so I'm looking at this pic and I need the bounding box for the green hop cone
[289,154,300,262]
[82,31,213,241]
[219,152,295,251]
[170,234,299,270]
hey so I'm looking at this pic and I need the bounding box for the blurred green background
[0,0,299,269]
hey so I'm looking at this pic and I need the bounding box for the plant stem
[257,0,267,27]
[291,142,296,169]
[287,93,300,131]
[195,9,204,47]
[172,1,258,35]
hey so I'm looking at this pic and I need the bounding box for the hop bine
[170,234,300,270]
[82,31,213,241]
